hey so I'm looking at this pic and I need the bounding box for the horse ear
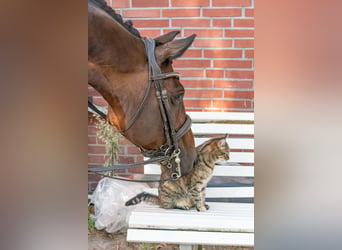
[154,31,180,45]
[155,34,196,64]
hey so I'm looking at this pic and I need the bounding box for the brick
[132,0,168,8]
[184,99,211,108]
[172,19,210,27]
[185,89,223,98]
[133,19,169,28]
[182,79,213,88]
[123,9,160,18]
[88,155,106,163]
[213,60,252,69]
[173,59,210,68]
[88,126,98,135]
[176,69,204,78]
[193,39,232,48]
[225,29,254,38]
[88,173,102,182]
[203,8,241,17]
[212,0,252,7]
[204,49,242,58]
[245,50,254,58]
[214,80,253,89]
[234,19,254,28]
[88,136,97,144]
[184,29,222,38]
[110,0,130,8]
[186,108,202,112]
[163,9,200,17]
[172,0,209,7]
[213,19,232,28]
[182,49,202,58]
[226,70,254,79]
[212,99,252,109]
[245,9,254,17]
[139,29,162,38]
[127,146,141,154]
[129,165,144,173]
[118,156,135,164]
[235,39,254,48]
[206,69,224,78]
[224,90,254,99]
[88,145,106,154]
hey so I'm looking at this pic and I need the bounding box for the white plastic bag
[90,177,149,233]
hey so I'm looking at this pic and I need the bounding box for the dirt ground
[88,230,253,250]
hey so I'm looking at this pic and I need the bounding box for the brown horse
[88,0,197,178]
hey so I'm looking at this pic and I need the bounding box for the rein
[88,37,192,182]
[90,172,173,183]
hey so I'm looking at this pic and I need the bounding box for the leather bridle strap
[142,37,187,179]
[88,100,107,119]
[143,37,172,148]
[175,114,192,139]
[88,155,167,172]
[143,37,179,152]
[119,71,153,133]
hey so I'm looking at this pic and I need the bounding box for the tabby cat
[125,136,230,212]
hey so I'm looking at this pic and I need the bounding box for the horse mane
[89,0,141,38]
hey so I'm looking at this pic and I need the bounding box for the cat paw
[196,206,207,212]
[176,205,191,210]
[205,204,210,210]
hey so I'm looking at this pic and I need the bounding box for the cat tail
[125,192,159,206]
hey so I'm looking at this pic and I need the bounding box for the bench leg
[180,244,197,250]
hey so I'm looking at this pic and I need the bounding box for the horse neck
[88,5,149,130]
[88,5,146,71]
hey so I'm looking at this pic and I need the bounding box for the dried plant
[94,114,121,175]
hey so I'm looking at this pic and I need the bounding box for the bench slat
[192,123,254,135]
[128,203,254,232]
[144,187,254,198]
[195,138,254,150]
[144,165,254,177]
[188,112,254,122]
[127,229,254,246]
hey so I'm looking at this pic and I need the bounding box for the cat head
[216,134,230,161]
[196,134,230,162]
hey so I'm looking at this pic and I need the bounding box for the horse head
[88,1,197,177]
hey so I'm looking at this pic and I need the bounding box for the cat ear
[218,138,227,149]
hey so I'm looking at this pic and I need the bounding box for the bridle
[88,37,192,181]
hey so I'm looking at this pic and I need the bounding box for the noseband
[117,37,192,180]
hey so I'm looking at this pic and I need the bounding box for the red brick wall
[88,0,254,192]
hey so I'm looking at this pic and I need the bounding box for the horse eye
[173,93,184,104]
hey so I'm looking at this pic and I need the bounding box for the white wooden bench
[126,112,254,249]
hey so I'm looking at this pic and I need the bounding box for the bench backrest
[144,112,254,199]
